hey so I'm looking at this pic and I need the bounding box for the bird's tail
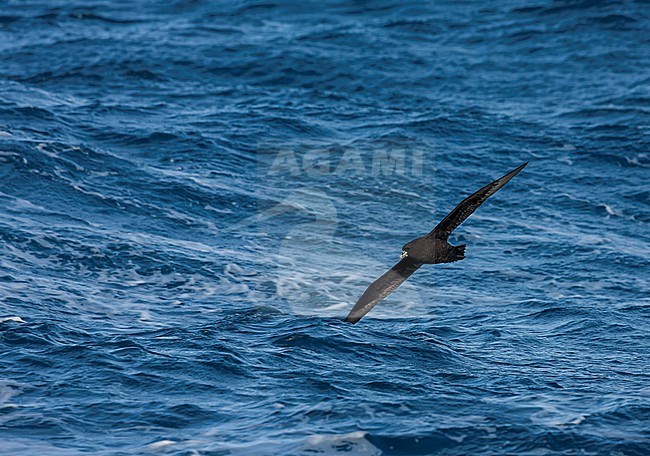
[449,244,466,262]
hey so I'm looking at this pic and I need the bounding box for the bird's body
[401,236,466,264]
[344,162,528,324]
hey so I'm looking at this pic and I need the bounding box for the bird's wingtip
[508,161,529,177]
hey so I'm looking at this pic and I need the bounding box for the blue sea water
[1,0,649,454]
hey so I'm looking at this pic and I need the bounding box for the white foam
[144,440,176,451]
[198,429,380,456]
[299,431,380,455]
[602,204,620,216]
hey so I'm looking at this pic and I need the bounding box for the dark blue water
[1,1,649,454]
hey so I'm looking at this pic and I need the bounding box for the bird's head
[401,241,414,260]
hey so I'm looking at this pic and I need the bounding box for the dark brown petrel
[344,162,528,324]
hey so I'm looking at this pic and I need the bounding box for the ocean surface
[1,1,649,454]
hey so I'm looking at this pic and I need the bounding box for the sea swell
[1,0,649,454]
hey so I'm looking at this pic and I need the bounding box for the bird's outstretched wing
[429,162,528,240]
[344,258,422,324]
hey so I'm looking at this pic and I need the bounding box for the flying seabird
[344,162,528,324]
